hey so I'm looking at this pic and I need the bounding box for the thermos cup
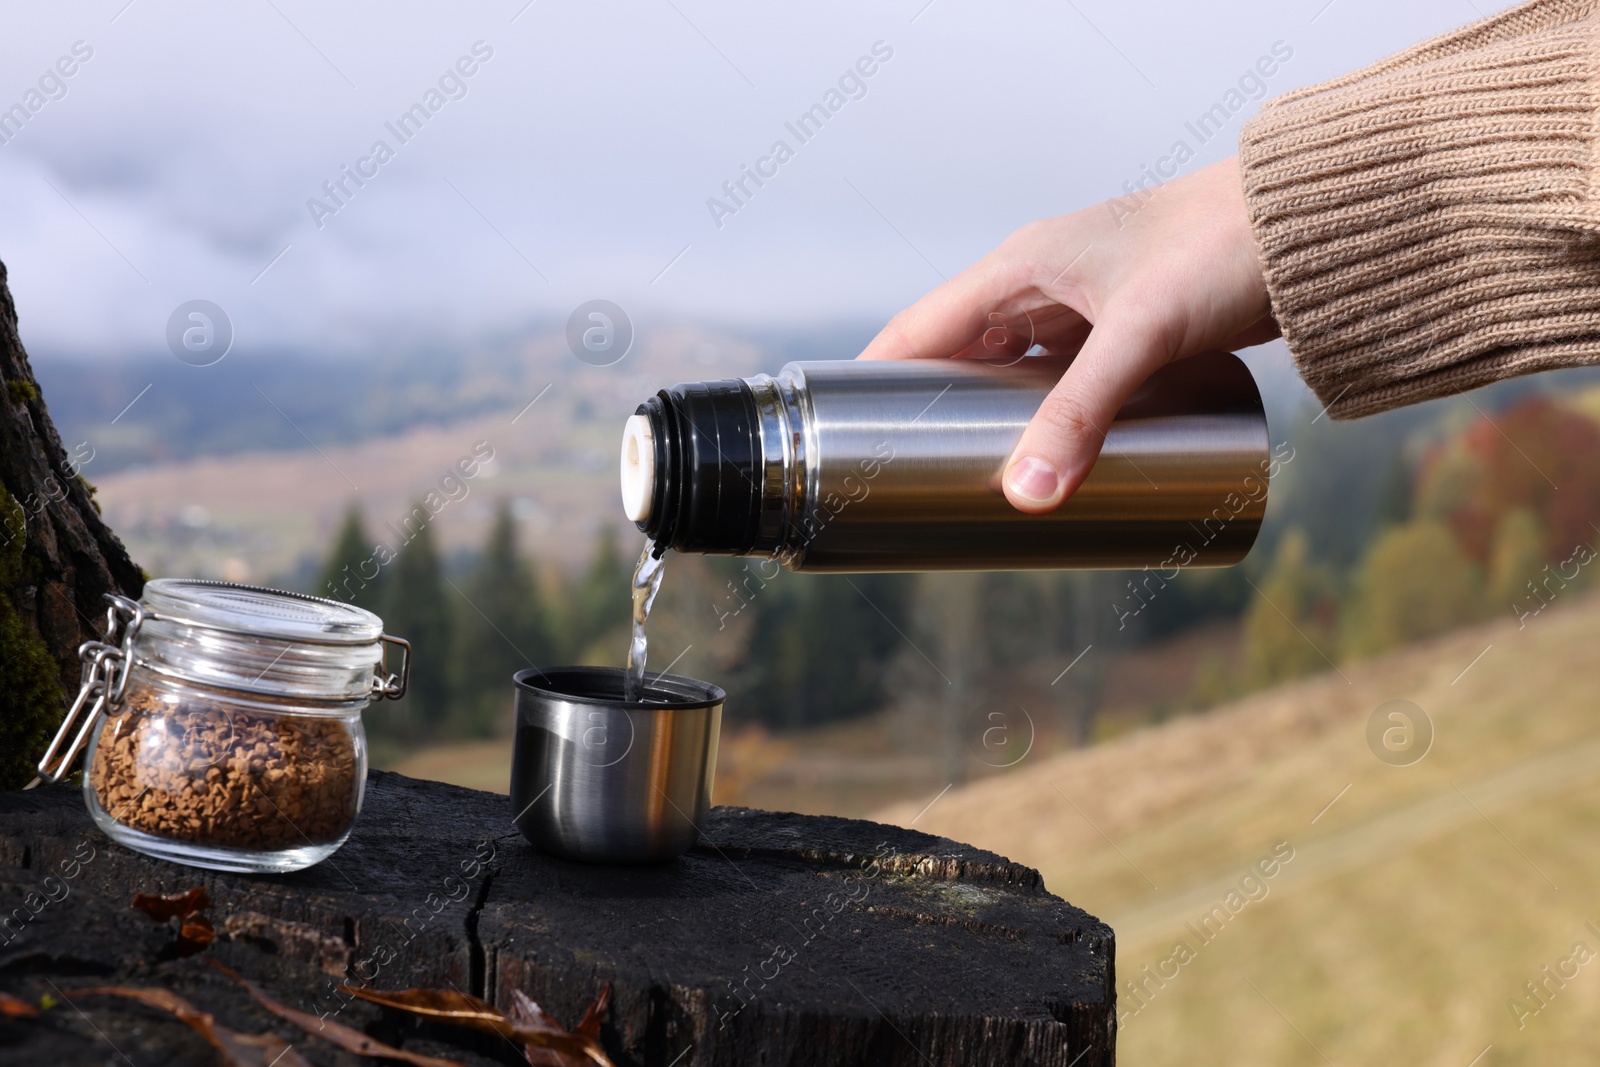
[511,667,723,863]
[620,352,1272,572]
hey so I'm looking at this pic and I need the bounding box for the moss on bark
[0,489,66,788]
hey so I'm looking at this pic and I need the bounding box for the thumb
[1001,311,1175,514]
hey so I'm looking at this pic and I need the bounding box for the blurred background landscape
[43,318,1600,1064]
[10,0,1591,1063]
[41,326,1600,803]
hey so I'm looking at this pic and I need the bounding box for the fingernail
[1005,456,1061,504]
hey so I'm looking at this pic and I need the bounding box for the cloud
[0,0,1517,359]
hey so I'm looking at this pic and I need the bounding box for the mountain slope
[876,592,1600,1066]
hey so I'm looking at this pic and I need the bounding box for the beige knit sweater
[1239,0,1600,418]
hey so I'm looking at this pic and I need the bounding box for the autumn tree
[1241,528,1339,687]
[1342,520,1485,657]
[1416,396,1600,565]
[1486,508,1547,613]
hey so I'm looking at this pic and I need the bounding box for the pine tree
[451,501,554,737]
[565,525,633,663]
[374,508,453,747]
[315,504,384,612]
[729,572,913,729]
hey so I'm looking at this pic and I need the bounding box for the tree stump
[0,771,1116,1065]
[0,258,145,789]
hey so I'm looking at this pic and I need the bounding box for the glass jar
[38,580,409,874]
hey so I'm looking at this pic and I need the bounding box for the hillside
[81,325,772,581]
[874,591,1600,1066]
[35,323,880,474]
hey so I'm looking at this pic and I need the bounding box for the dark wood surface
[0,770,1116,1066]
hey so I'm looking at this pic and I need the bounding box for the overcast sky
[0,0,1512,360]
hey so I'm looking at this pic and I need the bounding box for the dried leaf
[574,985,610,1040]
[178,917,217,957]
[211,960,462,1067]
[66,986,310,1067]
[132,887,216,956]
[507,988,566,1035]
[508,990,579,1067]
[342,984,615,1067]
[213,1027,312,1067]
[131,887,211,922]
[0,991,39,1018]
[340,985,516,1038]
[69,986,205,1028]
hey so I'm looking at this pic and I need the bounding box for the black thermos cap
[635,378,761,556]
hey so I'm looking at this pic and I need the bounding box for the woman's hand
[857,157,1278,514]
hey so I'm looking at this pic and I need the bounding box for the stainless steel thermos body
[621,352,1272,572]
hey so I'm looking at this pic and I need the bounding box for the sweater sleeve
[1239,0,1600,418]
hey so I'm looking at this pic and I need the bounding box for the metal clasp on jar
[34,594,144,785]
[373,633,411,701]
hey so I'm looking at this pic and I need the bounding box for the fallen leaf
[211,960,462,1067]
[0,991,39,1018]
[507,988,565,1035]
[574,985,610,1040]
[131,887,211,922]
[214,1027,312,1067]
[340,986,515,1037]
[66,986,311,1067]
[342,984,614,1066]
[68,986,204,1029]
[534,985,614,1067]
[179,917,217,956]
[131,887,216,957]
[508,989,581,1067]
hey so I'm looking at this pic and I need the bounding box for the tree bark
[0,257,144,789]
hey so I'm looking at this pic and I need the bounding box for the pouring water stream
[623,540,666,703]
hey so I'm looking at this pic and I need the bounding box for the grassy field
[872,591,1600,1066]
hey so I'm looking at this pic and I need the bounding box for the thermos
[619,352,1272,572]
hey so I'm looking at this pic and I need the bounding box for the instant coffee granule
[89,691,360,851]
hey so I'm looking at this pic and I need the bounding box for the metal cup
[510,666,723,863]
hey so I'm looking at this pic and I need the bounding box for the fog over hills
[36,315,1326,477]
[55,321,818,583]
[34,318,867,474]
